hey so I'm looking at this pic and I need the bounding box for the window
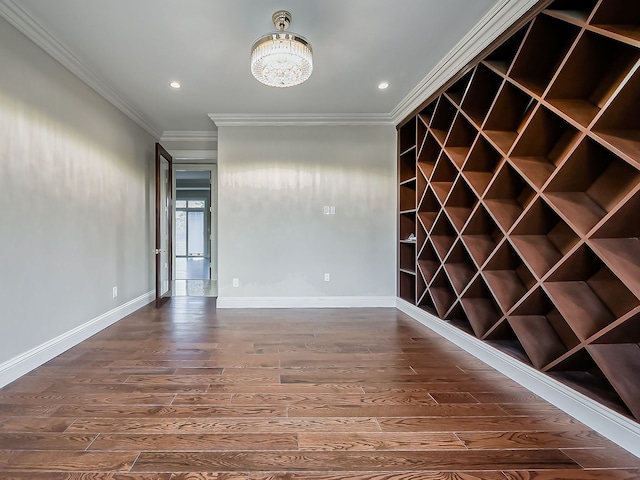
[175,198,207,257]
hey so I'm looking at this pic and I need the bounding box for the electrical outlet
[232,278,239,288]
[112,286,118,298]
[330,206,336,215]
[323,205,330,215]
[324,273,330,282]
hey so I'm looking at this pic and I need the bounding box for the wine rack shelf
[397,0,640,422]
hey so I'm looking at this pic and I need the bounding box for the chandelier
[250,10,313,88]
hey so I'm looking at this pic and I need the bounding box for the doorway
[173,167,217,297]
[155,144,173,307]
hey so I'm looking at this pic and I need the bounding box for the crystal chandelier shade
[250,11,313,88]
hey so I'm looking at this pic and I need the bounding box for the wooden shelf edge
[587,343,640,421]
[509,315,569,369]
[399,145,417,157]
[399,268,417,276]
[399,177,417,186]
[589,238,640,299]
[543,281,615,342]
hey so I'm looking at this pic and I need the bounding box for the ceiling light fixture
[170,81,181,89]
[378,82,389,90]
[250,10,313,88]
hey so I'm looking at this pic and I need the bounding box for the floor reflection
[176,257,210,280]
[174,257,216,296]
[173,279,217,297]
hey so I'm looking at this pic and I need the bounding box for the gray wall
[0,16,155,365]
[217,125,397,298]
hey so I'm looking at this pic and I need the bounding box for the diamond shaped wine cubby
[397,0,640,421]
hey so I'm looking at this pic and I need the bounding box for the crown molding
[169,149,217,163]
[0,0,163,139]
[391,0,540,124]
[0,0,537,136]
[209,113,394,127]
[161,131,218,143]
[210,0,537,129]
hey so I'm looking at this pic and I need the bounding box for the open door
[155,143,173,307]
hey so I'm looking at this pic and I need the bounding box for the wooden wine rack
[398,0,640,422]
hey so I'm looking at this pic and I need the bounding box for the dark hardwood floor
[0,297,638,479]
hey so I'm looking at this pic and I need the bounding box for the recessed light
[378,82,389,90]
[170,81,181,89]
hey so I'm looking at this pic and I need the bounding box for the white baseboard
[396,298,640,458]
[217,296,397,309]
[5,291,636,456]
[0,291,155,388]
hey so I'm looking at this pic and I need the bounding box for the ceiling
[0,0,538,137]
[176,170,211,191]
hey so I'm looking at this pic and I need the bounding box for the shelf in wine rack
[397,0,640,422]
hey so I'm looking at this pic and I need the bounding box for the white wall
[0,16,155,370]
[217,125,396,303]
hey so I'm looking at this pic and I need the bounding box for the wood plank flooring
[0,297,639,479]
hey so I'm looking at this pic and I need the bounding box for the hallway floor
[173,279,217,297]
[0,298,638,478]
[175,257,210,280]
[174,257,217,297]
